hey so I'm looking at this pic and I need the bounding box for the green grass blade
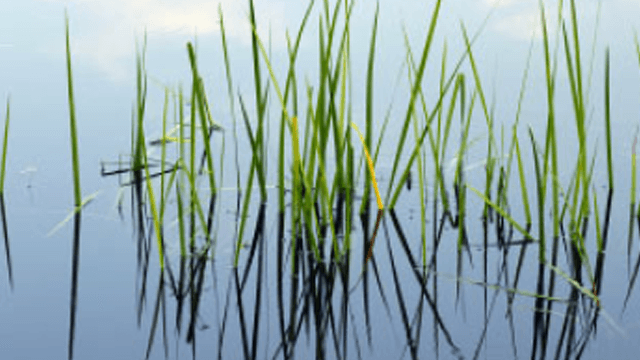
[46,191,101,238]
[141,141,165,271]
[604,48,613,189]
[528,128,546,264]
[248,0,267,200]
[539,2,560,238]
[362,3,379,210]
[384,0,442,205]
[0,97,10,193]
[218,5,241,195]
[468,185,534,242]
[159,90,169,221]
[64,14,83,360]
[0,97,11,288]
[510,132,531,226]
[461,24,496,218]
[65,14,81,208]
[187,43,218,200]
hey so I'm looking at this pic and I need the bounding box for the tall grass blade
[384,0,442,204]
[461,24,496,219]
[65,20,81,209]
[361,3,379,209]
[278,0,315,213]
[0,97,9,192]
[187,44,220,245]
[630,133,637,272]
[604,48,613,189]
[234,95,264,266]
[248,0,267,201]
[562,1,589,222]
[513,134,531,226]
[539,1,560,238]
[388,11,495,210]
[218,5,241,197]
[64,12,83,360]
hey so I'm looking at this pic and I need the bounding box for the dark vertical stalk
[0,194,11,290]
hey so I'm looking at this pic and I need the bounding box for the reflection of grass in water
[108,0,614,302]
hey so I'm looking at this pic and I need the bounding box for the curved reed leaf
[352,121,383,265]
[1,97,11,288]
[351,122,382,210]
[0,97,9,193]
[468,186,534,242]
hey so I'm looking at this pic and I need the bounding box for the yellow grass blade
[351,122,383,210]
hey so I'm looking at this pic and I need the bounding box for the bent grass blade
[1,97,11,288]
[468,185,534,242]
[351,122,382,265]
[46,191,102,238]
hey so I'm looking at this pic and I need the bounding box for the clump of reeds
[91,0,640,357]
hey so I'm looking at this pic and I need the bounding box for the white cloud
[38,0,289,81]
[494,10,546,40]
[482,0,518,8]
[481,0,593,41]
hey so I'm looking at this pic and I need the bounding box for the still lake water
[1,155,639,359]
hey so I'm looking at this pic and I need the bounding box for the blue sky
[3,0,635,83]
[2,0,640,191]
[1,0,638,93]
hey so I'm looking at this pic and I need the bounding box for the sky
[2,0,640,191]
[3,0,637,82]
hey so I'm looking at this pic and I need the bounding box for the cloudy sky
[2,0,640,118]
[3,0,637,82]
[2,0,640,190]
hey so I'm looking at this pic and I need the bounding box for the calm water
[0,153,639,359]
